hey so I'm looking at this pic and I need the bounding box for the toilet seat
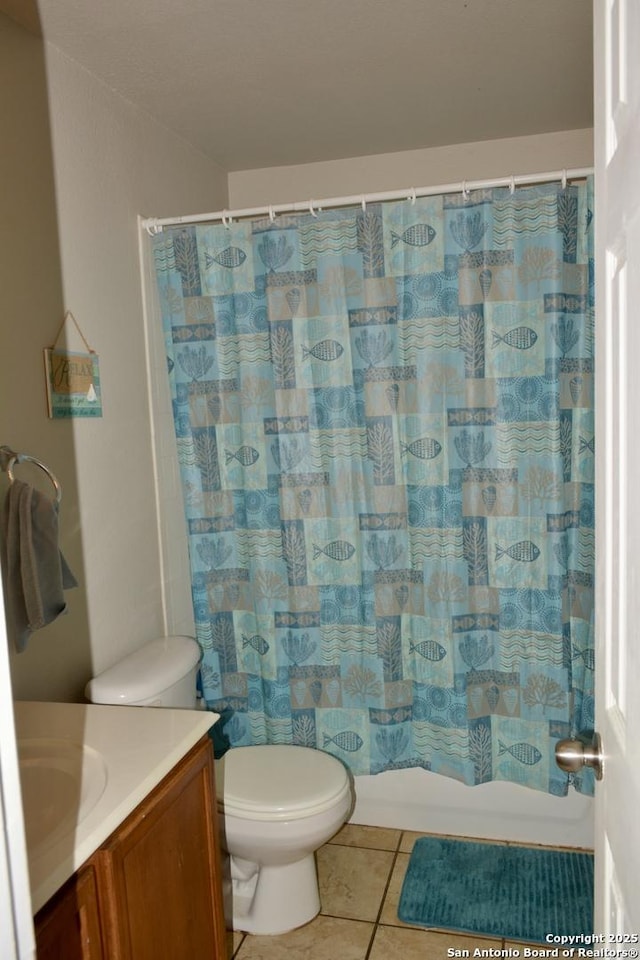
[216,745,350,821]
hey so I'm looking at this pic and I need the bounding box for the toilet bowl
[85,637,354,936]
[216,744,352,935]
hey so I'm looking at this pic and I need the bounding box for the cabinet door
[95,736,227,960]
[35,864,104,960]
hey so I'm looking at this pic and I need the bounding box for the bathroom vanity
[14,701,227,960]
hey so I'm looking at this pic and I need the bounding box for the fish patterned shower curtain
[152,178,595,795]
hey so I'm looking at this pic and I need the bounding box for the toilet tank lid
[85,636,201,704]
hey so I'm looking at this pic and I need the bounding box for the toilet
[85,635,353,936]
[216,743,352,934]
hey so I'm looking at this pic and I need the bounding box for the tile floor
[225,825,548,960]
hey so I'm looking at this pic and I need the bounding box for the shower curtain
[152,179,595,796]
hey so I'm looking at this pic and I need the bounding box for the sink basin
[18,738,107,856]
[14,700,219,914]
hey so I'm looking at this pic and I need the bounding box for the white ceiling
[34,0,593,172]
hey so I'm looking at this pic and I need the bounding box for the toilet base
[231,852,320,935]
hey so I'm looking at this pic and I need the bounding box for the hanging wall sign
[44,312,103,418]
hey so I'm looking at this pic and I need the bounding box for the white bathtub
[350,767,594,849]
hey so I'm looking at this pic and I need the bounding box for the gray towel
[1,478,78,651]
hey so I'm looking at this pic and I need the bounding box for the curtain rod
[141,166,594,236]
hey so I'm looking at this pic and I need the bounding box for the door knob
[555,732,604,781]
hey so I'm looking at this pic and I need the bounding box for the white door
[0,585,34,959]
[594,0,640,933]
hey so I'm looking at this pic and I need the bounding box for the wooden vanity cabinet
[35,735,228,960]
[34,864,103,960]
[94,734,227,959]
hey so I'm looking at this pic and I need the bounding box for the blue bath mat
[398,837,593,943]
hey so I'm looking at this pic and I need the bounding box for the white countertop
[14,700,217,914]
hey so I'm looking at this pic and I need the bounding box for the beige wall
[228,128,593,208]
[1,18,227,701]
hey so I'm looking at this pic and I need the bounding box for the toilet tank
[85,636,201,708]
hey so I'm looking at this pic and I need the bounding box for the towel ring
[6,454,62,504]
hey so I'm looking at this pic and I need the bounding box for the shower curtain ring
[361,196,367,212]
[408,187,417,205]
[462,180,470,201]
[509,176,516,195]
[222,210,232,228]
[145,218,163,236]
[561,169,568,189]
[268,205,276,223]
[309,199,318,218]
